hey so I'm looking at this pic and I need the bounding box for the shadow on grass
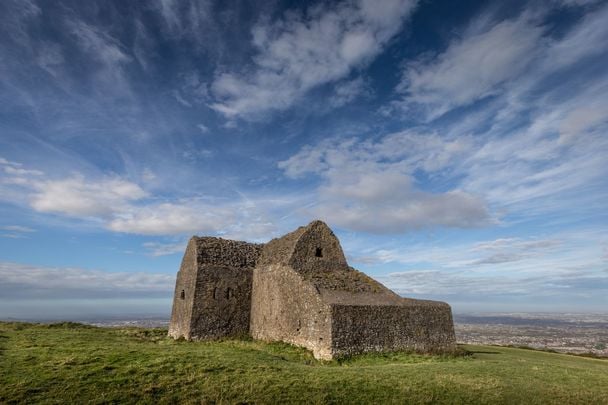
[469,350,501,355]
[45,322,96,329]
[0,334,6,357]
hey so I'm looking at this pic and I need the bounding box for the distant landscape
[4,312,607,358]
[453,313,608,357]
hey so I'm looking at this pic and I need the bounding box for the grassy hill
[1,322,606,404]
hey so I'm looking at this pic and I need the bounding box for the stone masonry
[169,220,456,359]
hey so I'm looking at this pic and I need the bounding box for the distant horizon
[1,0,607,317]
[4,309,608,323]
[1,296,606,322]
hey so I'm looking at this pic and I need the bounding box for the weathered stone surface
[250,263,333,359]
[330,301,456,358]
[168,237,263,340]
[169,220,456,359]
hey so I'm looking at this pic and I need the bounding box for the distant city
[3,312,606,357]
[454,313,608,357]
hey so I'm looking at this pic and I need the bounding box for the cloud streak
[399,11,544,119]
[279,132,490,233]
[380,267,608,303]
[210,0,417,119]
[0,157,281,238]
[0,262,174,299]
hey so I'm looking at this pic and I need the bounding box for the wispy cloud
[0,225,36,239]
[0,157,283,239]
[398,11,544,120]
[0,225,35,233]
[0,262,174,299]
[355,236,564,269]
[210,0,417,119]
[31,175,147,217]
[380,267,608,303]
[297,4,608,229]
[155,0,213,41]
[0,0,41,49]
[469,238,562,265]
[143,241,187,257]
[369,230,607,310]
[108,201,233,235]
[279,131,490,233]
[328,76,372,108]
[396,1,608,123]
[67,19,133,94]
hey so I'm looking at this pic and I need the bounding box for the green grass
[1,322,607,404]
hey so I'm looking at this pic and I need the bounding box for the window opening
[315,247,323,257]
[180,290,185,300]
[226,287,232,299]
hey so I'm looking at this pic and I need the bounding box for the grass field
[1,322,607,404]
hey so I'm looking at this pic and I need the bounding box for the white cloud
[3,165,43,176]
[0,223,35,239]
[210,0,417,119]
[155,0,213,39]
[399,12,544,119]
[329,76,371,107]
[543,4,608,70]
[0,262,174,299]
[558,105,606,144]
[376,5,608,222]
[460,83,608,215]
[141,168,156,182]
[280,131,474,178]
[471,238,560,252]
[397,2,608,122]
[30,175,147,217]
[469,238,561,265]
[350,229,606,287]
[408,5,608,219]
[0,225,35,233]
[557,0,603,6]
[0,0,41,48]
[36,42,64,77]
[182,149,213,161]
[108,202,233,235]
[355,236,564,269]
[68,19,132,91]
[349,229,607,310]
[1,158,284,238]
[143,241,186,257]
[279,132,490,233]
[172,89,192,107]
[107,197,282,240]
[380,267,608,302]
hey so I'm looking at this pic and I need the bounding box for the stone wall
[195,237,263,269]
[168,236,263,340]
[330,302,457,358]
[190,265,253,339]
[168,239,199,339]
[250,263,334,359]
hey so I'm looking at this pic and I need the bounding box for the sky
[0,0,607,319]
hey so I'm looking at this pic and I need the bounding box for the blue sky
[1,0,607,319]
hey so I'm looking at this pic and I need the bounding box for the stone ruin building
[169,220,456,359]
